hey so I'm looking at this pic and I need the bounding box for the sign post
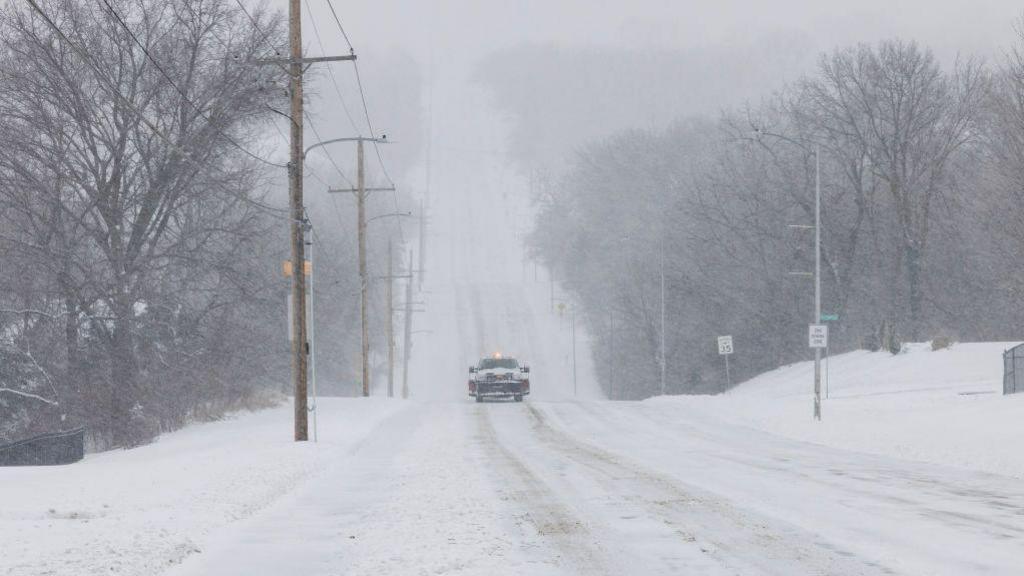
[819,314,837,397]
[809,324,828,411]
[717,335,734,388]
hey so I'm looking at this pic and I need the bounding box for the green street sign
[821,313,839,322]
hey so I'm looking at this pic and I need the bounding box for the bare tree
[800,40,986,339]
[0,0,287,446]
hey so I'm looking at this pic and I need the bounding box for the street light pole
[307,223,318,442]
[609,309,615,400]
[660,243,666,396]
[763,129,824,421]
[814,145,822,421]
[572,306,577,397]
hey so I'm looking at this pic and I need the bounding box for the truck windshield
[479,358,518,369]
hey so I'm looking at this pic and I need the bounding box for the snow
[0,398,406,575]
[652,341,1024,479]
[6,76,1024,575]
[5,179,1024,575]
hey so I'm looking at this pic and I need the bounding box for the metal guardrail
[0,427,85,466]
[1004,344,1024,395]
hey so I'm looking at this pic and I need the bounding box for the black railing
[0,427,85,466]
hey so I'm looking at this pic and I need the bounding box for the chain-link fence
[1004,344,1024,395]
[0,427,84,466]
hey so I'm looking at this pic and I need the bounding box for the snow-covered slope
[0,398,406,575]
[654,342,1024,478]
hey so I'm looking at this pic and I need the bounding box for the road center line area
[154,397,1024,576]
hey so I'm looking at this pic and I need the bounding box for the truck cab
[468,354,530,402]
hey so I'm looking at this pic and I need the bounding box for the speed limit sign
[717,335,734,355]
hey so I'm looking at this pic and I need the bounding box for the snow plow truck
[468,353,530,402]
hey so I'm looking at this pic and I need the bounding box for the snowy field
[663,341,1024,479]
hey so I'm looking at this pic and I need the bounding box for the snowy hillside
[0,399,406,575]
[656,342,1024,478]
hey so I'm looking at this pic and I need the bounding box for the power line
[306,115,355,188]
[303,0,360,136]
[323,0,354,52]
[25,0,291,221]
[98,0,284,169]
[231,0,355,188]
[232,0,285,66]
[352,60,405,242]
[319,0,404,242]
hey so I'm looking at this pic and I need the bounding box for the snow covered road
[158,397,1024,576]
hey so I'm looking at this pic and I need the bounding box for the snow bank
[653,342,1024,478]
[0,397,406,575]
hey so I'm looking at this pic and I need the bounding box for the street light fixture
[367,210,412,225]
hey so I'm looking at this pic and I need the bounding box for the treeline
[531,36,1024,399]
[0,0,383,448]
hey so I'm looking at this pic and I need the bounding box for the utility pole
[417,199,426,291]
[814,145,822,421]
[550,275,555,312]
[401,255,413,393]
[287,0,308,441]
[261,1,354,441]
[608,309,615,400]
[659,244,666,396]
[323,138,392,398]
[572,306,577,397]
[402,251,414,398]
[386,240,395,398]
[358,140,369,397]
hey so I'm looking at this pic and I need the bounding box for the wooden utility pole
[287,0,308,441]
[386,239,395,397]
[323,138,391,399]
[262,7,354,438]
[417,199,426,291]
[402,249,414,399]
[379,244,411,398]
[357,140,370,397]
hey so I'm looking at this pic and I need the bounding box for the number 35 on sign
[717,335,734,355]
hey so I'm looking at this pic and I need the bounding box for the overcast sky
[286,0,1022,63]
[266,0,1024,205]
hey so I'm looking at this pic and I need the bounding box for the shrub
[931,336,955,351]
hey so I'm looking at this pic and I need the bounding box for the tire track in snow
[521,402,895,575]
[573,399,1024,546]
[475,405,614,575]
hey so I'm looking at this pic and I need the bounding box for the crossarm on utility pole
[328,187,396,194]
[255,54,356,66]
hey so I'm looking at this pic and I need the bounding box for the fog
[6,2,1024,573]
[284,0,1023,177]
[275,0,1024,400]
